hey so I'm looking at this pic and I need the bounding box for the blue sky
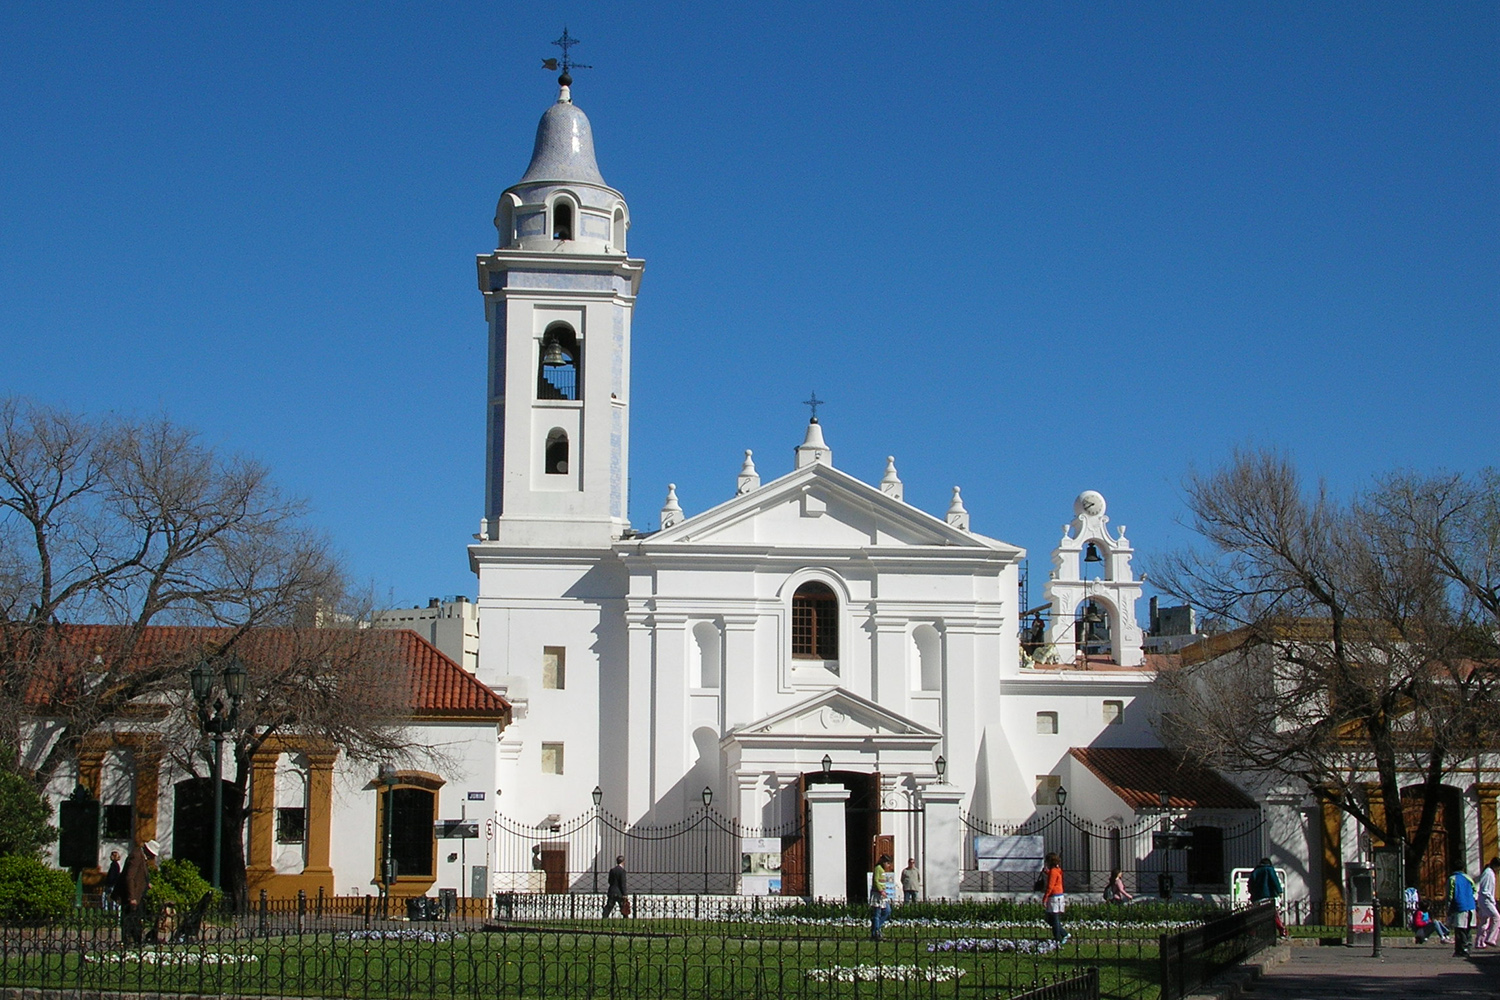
[2,3,1495,609]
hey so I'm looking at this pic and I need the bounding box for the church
[467,67,1189,900]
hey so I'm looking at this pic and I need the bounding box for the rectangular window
[389,787,435,878]
[276,807,307,844]
[1036,775,1062,806]
[101,804,133,840]
[1036,711,1059,735]
[1103,700,1124,725]
[541,743,565,775]
[542,646,566,689]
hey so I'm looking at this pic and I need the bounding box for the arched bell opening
[551,199,574,241]
[537,324,579,401]
[1073,598,1114,658]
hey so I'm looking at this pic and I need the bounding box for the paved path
[1252,940,1500,998]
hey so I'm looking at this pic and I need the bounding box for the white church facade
[467,73,1179,900]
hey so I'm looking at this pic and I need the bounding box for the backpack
[1451,872,1477,911]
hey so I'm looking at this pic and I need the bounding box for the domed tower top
[494,29,629,255]
[517,87,608,188]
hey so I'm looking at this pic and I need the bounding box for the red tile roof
[1069,747,1256,810]
[19,624,508,721]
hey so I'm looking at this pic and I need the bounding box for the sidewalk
[1251,939,1500,998]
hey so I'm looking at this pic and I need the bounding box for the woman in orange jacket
[1041,852,1069,944]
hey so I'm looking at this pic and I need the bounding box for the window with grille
[792,582,838,660]
[276,807,307,844]
[102,804,133,840]
[387,787,435,879]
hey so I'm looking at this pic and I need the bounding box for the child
[1413,899,1451,944]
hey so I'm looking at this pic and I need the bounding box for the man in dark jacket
[603,855,628,917]
[1248,857,1286,937]
[111,839,158,946]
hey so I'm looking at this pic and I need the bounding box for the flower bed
[83,951,258,965]
[927,937,1059,954]
[805,964,966,983]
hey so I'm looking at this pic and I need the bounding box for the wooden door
[872,835,895,871]
[1403,787,1460,902]
[780,774,808,896]
[537,843,569,894]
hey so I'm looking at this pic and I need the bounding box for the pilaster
[625,610,655,821]
[1318,789,1344,910]
[807,784,851,902]
[920,783,966,901]
[652,614,689,815]
[870,614,909,719]
[1476,784,1500,870]
[722,616,758,730]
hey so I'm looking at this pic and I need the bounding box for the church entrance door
[794,770,880,902]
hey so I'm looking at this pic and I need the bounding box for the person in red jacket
[1040,853,1069,945]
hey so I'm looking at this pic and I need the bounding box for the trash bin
[406,896,435,921]
[1158,872,1174,899]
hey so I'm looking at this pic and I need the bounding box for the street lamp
[934,756,947,783]
[821,754,832,777]
[377,763,399,899]
[1055,785,1068,808]
[592,785,603,893]
[190,656,246,890]
[701,786,713,893]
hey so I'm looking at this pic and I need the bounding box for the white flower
[805,964,967,983]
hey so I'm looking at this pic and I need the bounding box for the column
[722,616,758,730]
[870,614,908,718]
[624,610,654,822]
[921,783,965,901]
[133,746,163,845]
[652,614,689,817]
[806,784,851,902]
[1461,786,1482,871]
[303,752,337,892]
[1477,784,1500,870]
[941,620,980,793]
[1319,790,1343,912]
[245,752,278,889]
[735,772,764,831]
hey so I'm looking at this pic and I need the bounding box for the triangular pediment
[635,464,1021,555]
[727,688,941,743]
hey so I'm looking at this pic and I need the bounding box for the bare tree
[1150,450,1499,886]
[154,616,425,908]
[0,398,341,786]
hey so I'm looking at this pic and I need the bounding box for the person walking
[602,855,629,918]
[1040,852,1069,944]
[101,850,123,912]
[869,855,895,940]
[1475,857,1499,949]
[1248,857,1287,937]
[1448,864,1478,957]
[111,839,158,947]
[900,858,921,904]
[1105,869,1132,904]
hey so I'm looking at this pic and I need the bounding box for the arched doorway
[172,777,234,884]
[791,770,882,902]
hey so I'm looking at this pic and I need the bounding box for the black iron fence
[961,808,1266,897]
[493,807,804,896]
[1158,901,1278,1000]
[0,896,1208,999]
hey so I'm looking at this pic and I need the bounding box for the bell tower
[475,69,644,548]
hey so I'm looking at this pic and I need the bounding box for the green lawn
[0,903,1205,999]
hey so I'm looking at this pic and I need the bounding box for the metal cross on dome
[803,391,825,422]
[542,27,592,78]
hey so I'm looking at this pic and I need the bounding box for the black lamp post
[1055,785,1068,809]
[190,656,246,890]
[592,785,603,893]
[378,763,399,897]
[701,786,713,894]
[934,756,947,783]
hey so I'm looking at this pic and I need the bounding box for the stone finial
[880,456,904,502]
[660,484,683,529]
[946,486,970,531]
[794,420,833,469]
[737,450,761,495]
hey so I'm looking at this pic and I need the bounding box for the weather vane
[803,391,825,423]
[542,26,592,84]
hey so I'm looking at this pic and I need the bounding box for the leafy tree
[1151,451,1499,887]
[0,762,54,857]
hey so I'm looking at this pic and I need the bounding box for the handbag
[619,896,632,918]
[1033,872,1047,893]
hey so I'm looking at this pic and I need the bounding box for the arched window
[913,624,942,691]
[552,200,574,241]
[544,428,569,475]
[611,207,626,252]
[497,194,518,247]
[693,621,721,688]
[792,582,838,660]
[537,324,579,400]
